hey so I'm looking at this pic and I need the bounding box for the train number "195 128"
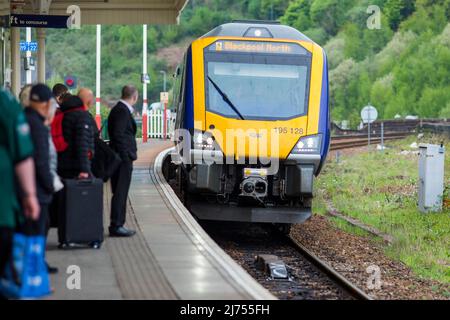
[274,127,304,135]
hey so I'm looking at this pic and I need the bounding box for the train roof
[201,21,314,43]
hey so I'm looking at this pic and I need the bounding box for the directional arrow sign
[10,14,70,29]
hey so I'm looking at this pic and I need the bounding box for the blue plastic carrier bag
[0,233,51,299]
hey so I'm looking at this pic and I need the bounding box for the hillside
[45,0,450,124]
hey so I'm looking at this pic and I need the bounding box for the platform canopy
[0,0,8,16]
[11,0,189,25]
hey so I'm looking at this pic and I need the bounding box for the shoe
[109,226,136,238]
[46,262,59,274]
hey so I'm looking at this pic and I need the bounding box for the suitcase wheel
[59,242,80,250]
[90,241,102,249]
[58,242,71,250]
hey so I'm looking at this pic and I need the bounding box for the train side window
[172,66,182,109]
[175,55,187,130]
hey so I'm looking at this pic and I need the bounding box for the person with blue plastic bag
[0,88,50,299]
[24,85,59,274]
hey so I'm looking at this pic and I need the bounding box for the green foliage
[44,0,449,123]
[439,102,450,118]
[280,0,450,124]
[310,0,353,36]
[45,0,293,113]
[280,0,313,31]
[46,25,172,114]
[315,135,450,284]
[385,0,415,30]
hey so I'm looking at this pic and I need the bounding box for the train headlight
[206,137,214,146]
[244,27,273,38]
[193,131,215,150]
[292,135,322,154]
[194,132,203,145]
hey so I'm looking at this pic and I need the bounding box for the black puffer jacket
[24,108,54,204]
[57,96,95,179]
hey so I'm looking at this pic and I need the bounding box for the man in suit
[107,85,138,237]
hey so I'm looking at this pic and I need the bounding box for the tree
[280,0,312,31]
[385,0,415,30]
[310,0,353,36]
[343,23,367,61]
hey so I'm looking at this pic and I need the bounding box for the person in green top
[0,88,40,278]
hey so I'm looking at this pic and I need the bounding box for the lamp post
[160,70,167,92]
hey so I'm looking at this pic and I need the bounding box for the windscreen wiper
[207,76,245,120]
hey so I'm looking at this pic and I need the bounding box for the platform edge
[154,148,277,300]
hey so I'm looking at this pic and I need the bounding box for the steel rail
[287,237,373,300]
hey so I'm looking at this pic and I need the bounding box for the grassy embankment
[313,134,449,287]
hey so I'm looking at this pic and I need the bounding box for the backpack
[91,137,122,182]
[51,108,84,152]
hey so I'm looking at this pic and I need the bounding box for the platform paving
[45,140,268,300]
[46,140,175,300]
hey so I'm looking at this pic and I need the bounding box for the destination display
[209,40,308,55]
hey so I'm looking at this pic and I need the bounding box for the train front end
[174,22,330,228]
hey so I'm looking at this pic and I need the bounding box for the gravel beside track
[199,221,357,300]
[291,215,450,300]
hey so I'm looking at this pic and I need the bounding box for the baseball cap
[29,84,53,103]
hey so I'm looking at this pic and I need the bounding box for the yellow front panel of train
[205,112,308,160]
[191,37,324,160]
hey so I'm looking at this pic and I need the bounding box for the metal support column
[95,24,101,129]
[37,28,46,83]
[10,27,20,97]
[25,28,32,84]
[1,28,5,87]
[142,24,148,143]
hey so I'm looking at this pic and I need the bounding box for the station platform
[45,140,274,300]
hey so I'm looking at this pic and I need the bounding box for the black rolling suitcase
[58,179,104,249]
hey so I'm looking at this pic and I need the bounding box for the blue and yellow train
[171,21,330,232]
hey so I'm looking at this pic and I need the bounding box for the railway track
[330,132,410,151]
[164,153,373,300]
[198,221,372,300]
[286,236,372,300]
[329,118,450,151]
[162,128,411,299]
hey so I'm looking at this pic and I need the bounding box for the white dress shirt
[119,99,134,114]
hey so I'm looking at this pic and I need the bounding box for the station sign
[10,14,70,29]
[209,40,308,55]
[361,105,378,124]
[160,92,169,104]
[20,41,38,52]
[141,73,150,84]
[64,75,78,89]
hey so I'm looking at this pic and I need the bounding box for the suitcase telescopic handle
[77,178,95,185]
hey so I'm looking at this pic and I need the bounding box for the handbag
[0,232,51,299]
[92,136,122,182]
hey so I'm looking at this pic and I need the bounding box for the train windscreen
[204,41,311,120]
